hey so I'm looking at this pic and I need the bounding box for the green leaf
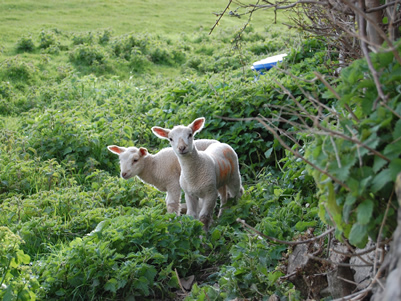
[134,276,150,295]
[63,147,73,155]
[389,158,401,179]
[264,147,273,159]
[104,278,118,293]
[17,289,31,301]
[357,199,374,225]
[349,223,368,248]
[294,220,317,232]
[327,182,341,216]
[393,119,401,140]
[384,139,401,160]
[211,228,221,242]
[16,250,30,264]
[373,156,387,173]
[372,169,392,192]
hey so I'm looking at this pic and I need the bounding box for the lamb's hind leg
[217,186,227,218]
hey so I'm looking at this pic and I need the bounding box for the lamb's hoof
[180,203,187,214]
[199,215,212,232]
[167,204,181,216]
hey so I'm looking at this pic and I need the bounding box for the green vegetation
[1,0,400,300]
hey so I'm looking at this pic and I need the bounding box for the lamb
[107,139,218,215]
[152,117,244,231]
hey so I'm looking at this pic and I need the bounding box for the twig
[236,218,334,245]
[374,189,394,274]
[330,238,392,257]
[209,0,233,35]
[341,0,401,65]
[308,254,374,267]
[330,136,342,168]
[313,72,359,122]
[175,268,186,294]
[337,276,359,286]
[280,271,297,280]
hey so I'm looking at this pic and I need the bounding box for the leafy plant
[0,227,41,300]
[303,45,401,247]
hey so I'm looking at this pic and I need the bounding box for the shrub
[0,57,37,83]
[38,30,59,49]
[304,45,401,248]
[15,36,35,52]
[69,44,108,66]
[71,31,96,45]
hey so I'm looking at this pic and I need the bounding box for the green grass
[0,0,278,52]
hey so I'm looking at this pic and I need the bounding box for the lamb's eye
[188,133,192,138]
[169,138,173,142]
[133,159,138,163]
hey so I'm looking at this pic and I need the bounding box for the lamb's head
[107,145,148,179]
[152,117,205,156]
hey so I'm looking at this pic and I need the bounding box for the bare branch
[236,218,335,245]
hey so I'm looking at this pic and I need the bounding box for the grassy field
[0,0,276,51]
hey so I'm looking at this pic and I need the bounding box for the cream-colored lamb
[107,139,217,214]
[152,117,243,231]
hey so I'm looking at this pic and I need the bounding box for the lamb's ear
[107,145,126,155]
[139,147,148,157]
[190,117,205,134]
[152,127,170,140]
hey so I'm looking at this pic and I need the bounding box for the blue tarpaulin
[251,53,287,72]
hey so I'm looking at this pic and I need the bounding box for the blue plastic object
[251,53,287,72]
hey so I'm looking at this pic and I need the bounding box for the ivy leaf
[357,199,374,225]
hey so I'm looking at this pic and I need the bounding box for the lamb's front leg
[199,194,217,232]
[165,187,181,215]
[185,193,199,220]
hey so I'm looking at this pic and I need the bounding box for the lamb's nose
[179,145,186,153]
[121,172,127,178]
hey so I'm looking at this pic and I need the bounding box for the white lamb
[107,139,217,215]
[152,117,244,231]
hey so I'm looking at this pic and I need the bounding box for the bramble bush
[304,42,401,247]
